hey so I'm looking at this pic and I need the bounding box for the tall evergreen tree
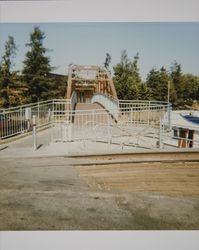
[104,53,111,70]
[146,67,177,103]
[139,83,151,100]
[170,61,184,107]
[0,36,17,108]
[22,26,54,102]
[181,74,199,107]
[113,50,141,100]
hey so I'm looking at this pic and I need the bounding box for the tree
[104,53,111,70]
[170,61,184,107]
[22,26,54,102]
[139,83,151,100]
[146,67,177,103]
[47,73,68,99]
[130,52,141,85]
[0,36,17,108]
[181,74,199,107]
[113,50,142,100]
[7,71,29,107]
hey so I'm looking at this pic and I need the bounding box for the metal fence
[1,97,199,150]
[51,99,199,149]
[0,99,70,140]
[51,99,170,148]
[91,94,171,127]
[118,100,171,128]
[51,108,114,143]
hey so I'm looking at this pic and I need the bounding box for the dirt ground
[0,157,199,230]
[76,162,199,197]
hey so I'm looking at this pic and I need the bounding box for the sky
[0,22,199,80]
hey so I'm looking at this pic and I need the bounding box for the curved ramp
[73,103,114,127]
[75,103,103,111]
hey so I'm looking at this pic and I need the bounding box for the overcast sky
[0,22,199,80]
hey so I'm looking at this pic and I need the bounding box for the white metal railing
[91,95,171,128]
[51,108,114,143]
[51,108,174,150]
[119,100,171,129]
[0,98,169,142]
[2,97,198,150]
[0,99,70,140]
[91,93,119,120]
[118,104,166,127]
[51,99,171,150]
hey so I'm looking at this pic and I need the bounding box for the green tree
[22,26,54,102]
[104,53,111,70]
[0,36,17,108]
[113,50,141,100]
[139,83,151,100]
[47,73,68,99]
[146,67,177,103]
[181,74,199,108]
[7,71,29,107]
[170,61,184,107]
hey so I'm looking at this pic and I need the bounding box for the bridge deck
[75,103,103,111]
[73,102,115,127]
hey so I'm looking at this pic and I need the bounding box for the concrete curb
[71,159,199,167]
[0,145,8,151]
[0,148,199,160]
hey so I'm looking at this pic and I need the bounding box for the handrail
[0,99,71,113]
[70,91,77,111]
[91,93,119,121]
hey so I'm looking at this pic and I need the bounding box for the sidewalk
[0,126,198,160]
[0,130,148,158]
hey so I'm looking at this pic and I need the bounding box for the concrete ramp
[75,103,103,111]
[73,102,111,127]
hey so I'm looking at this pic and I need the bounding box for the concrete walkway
[0,126,198,160]
[0,125,157,158]
[0,130,152,158]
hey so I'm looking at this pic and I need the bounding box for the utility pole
[167,80,171,130]
[168,80,170,103]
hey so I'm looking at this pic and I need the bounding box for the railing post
[92,110,94,127]
[107,114,111,147]
[20,107,23,133]
[52,99,55,116]
[148,101,150,126]
[50,106,54,143]
[33,115,37,150]
[68,122,72,141]
[37,103,40,127]
[168,103,172,131]
[159,118,163,149]
[130,107,133,125]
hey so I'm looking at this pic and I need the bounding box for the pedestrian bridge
[2,64,197,151]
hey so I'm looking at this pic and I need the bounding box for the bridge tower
[66,65,117,103]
